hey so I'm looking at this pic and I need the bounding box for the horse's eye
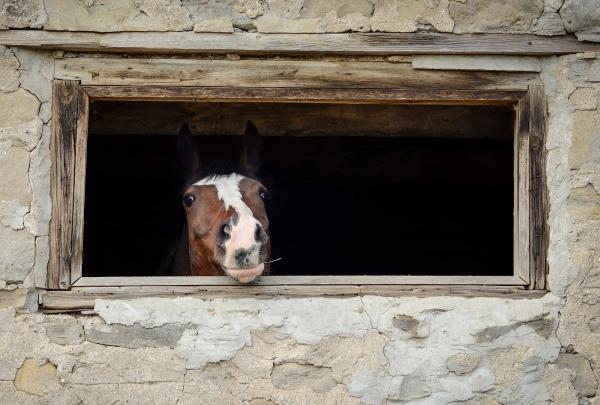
[183,194,196,207]
[259,189,269,201]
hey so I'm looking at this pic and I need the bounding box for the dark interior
[83,101,514,277]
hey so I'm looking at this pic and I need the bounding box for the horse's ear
[178,123,200,176]
[241,120,262,176]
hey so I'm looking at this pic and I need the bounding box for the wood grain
[41,286,547,312]
[515,96,530,285]
[72,275,528,286]
[70,88,89,285]
[528,85,548,290]
[2,30,599,55]
[55,57,539,90]
[49,80,80,290]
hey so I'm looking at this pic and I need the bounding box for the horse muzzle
[224,263,265,283]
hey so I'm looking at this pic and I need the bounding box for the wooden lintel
[1,30,599,56]
[82,86,526,103]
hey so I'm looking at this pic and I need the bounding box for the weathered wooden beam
[82,86,526,103]
[1,30,599,56]
[72,275,529,286]
[41,285,547,312]
[528,85,549,290]
[57,57,538,89]
[48,80,80,290]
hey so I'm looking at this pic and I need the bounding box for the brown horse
[178,122,271,283]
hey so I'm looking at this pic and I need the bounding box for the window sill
[41,277,546,313]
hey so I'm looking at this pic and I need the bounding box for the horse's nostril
[216,222,230,246]
[255,224,267,243]
[235,249,249,266]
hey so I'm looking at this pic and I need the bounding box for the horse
[175,121,271,283]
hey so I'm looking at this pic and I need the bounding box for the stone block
[568,185,600,222]
[348,368,391,404]
[570,88,598,110]
[397,374,430,401]
[183,0,252,31]
[478,397,502,405]
[0,117,43,151]
[576,27,600,43]
[439,376,474,401]
[84,322,187,348]
[44,0,192,32]
[560,0,600,35]
[532,10,566,36]
[321,11,371,32]
[449,0,544,33]
[272,362,337,393]
[371,0,454,33]
[0,200,28,230]
[301,0,374,18]
[446,352,481,375]
[0,288,27,310]
[0,52,19,93]
[14,359,60,396]
[0,146,30,204]
[567,59,600,85]
[556,353,599,397]
[193,17,234,33]
[253,13,322,33]
[234,0,264,19]
[45,323,84,345]
[412,55,541,72]
[569,110,600,169]
[0,0,47,29]
[475,316,553,342]
[586,304,600,332]
[391,313,429,337]
[0,89,40,128]
[0,226,34,283]
[230,348,273,380]
[392,313,418,333]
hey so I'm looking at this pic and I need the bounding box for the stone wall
[1,1,600,404]
[0,0,598,40]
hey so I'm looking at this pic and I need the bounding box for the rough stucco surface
[0,2,600,404]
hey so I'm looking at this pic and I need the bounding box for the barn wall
[1,1,600,404]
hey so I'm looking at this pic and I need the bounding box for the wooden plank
[48,80,80,290]
[70,88,89,285]
[82,86,526,104]
[528,85,548,290]
[72,275,528,287]
[55,58,539,90]
[2,31,599,55]
[41,286,548,312]
[412,55,541,72]
[515,96,531,285]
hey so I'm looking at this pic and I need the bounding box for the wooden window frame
[44,79,548,307]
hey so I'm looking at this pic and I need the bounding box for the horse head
[179,121,271,283]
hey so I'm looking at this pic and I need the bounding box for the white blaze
[194,174,261,269]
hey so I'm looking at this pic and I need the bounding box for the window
[44,80,547,309]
